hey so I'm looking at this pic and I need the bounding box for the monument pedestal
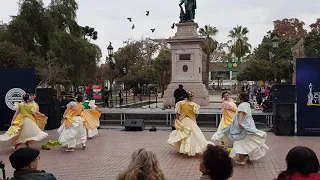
[163,22,209,106]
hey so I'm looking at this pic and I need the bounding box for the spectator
[119,90,124,106]
[60,96,69,117]
[274,146,320,180]
[117,148,166,180]
[264,87,271,98]
[104,88,109,108]
[199,145,233,180]
[174,84,187,104]
[9,148,56,180]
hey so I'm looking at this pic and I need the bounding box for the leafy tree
[228,25,251,71]
[154,49,171,97]
[273,18,307,40]
[83,26,98,40]
[0,41,35,68]
[199,25,218,87]
[305,19,320,57]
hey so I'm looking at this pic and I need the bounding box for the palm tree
[228,25,251,71]
[199,25,218,88]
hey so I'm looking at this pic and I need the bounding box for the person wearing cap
[58,94,87,152]
[0,94,48,151]
[9,148,56,180]
[168,91,214,156]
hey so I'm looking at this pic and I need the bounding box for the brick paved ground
[0,130,319,180]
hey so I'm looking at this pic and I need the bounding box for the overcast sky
[1,0,320,61]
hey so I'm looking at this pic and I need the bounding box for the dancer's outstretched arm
[238,112,245,128]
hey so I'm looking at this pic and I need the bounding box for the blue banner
[0,68,36,130]
[296,58,320,136]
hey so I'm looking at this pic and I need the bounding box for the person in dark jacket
[9,148,56,180]
[60,96,69,117]
[173,85,187,104]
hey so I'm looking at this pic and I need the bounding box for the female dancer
[58,94,87,152]
[117,148,166,180]
[82,95,101,139]
[211,92,237,146]
[167,91,214,156]
[222,92,269,165]
[0,94,48,150]
[29,93,48,130]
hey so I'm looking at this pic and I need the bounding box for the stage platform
[100,108,273,128]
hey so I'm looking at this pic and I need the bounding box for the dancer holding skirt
[0,94,48,150]
[211,91,237,146]
[168,92,214,156]
[222,92,269,165]
[82,95,101,139]
[58,94,87,152]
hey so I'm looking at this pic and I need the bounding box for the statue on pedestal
[179,0,197,22]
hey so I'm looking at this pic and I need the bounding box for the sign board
[92,84,103,103]
[0,68,36,130]
[296,58,320,136]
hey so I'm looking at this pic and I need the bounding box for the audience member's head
[277,146,320,180]
[200,145,233,180]
[117,148,166,180]
[9,148,40,170]
[178,84,183,89]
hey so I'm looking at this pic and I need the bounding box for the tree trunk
[205,53,210,88]
[238,55,242,72]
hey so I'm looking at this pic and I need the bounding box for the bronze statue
[179,0,197,22]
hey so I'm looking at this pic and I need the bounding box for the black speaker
[39,101,61,130]
[272,85,296,104]
[36,88,56,105]
[124,119,145,131]
[273,104,295,136]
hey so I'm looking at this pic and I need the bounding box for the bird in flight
[132,24,135,30]
[151,28,156,33]
[171,23,175,29]
[146,11,150,16]
[127,17,132,22]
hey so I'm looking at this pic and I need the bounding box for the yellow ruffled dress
[57,102,87,149]
[82,100,101,138]
[31,101,48,130]
[211,100,237,146]
[0,102,48,145]
[167,100,214,156]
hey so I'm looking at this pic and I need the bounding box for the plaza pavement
[0,129,319,180]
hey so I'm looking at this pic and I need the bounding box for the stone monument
[163,0,209,106]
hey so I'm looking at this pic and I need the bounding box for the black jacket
[174,88,187,103]
[11,169,56,180]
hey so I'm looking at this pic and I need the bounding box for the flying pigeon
[132,24,135,30]
[146,11,150,16]
[171,23,175,29]
[127,17,132,22]
[151,28,156,33]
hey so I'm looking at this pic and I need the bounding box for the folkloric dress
[31,100,48,130]
[82,100,101,138]
[211,99,237,146]
[167,100,214,156]
[222,102,269,161]
[58,102,87,149]
[0,102,48,145]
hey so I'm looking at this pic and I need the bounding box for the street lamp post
[269,35,279,83]
[107,42,114,107]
